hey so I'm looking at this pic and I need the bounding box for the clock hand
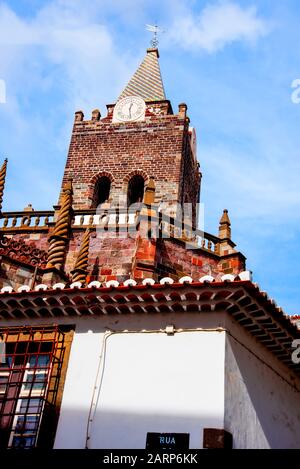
[128,102,133,118]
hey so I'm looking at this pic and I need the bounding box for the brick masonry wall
[179,130,201,227]
[61,106,196,212]
[64,230,138,284]
[0,258,43,290]
[64,231,245,284]
[0,228,245,287]
[155,239,245,281]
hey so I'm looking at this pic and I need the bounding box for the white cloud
[0,0,136,209]
[202,142,300,221]
[167,1,268,52]
[0,1,133,113]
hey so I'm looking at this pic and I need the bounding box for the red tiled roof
[0,276,299,375]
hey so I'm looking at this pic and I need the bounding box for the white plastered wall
[224,315,300,448]
[53,313,226,449]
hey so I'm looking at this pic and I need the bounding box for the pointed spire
[71,227,91,285]
[143,177,156,205]
[0,158,8,212]
[118,49,166,102]
[219,209,231,240]
[220,209,231,225]
[46,179,73,270]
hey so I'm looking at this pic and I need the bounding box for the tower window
[127,175,145,206]
[93,176,111,207]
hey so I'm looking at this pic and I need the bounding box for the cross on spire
[146,24,163,48]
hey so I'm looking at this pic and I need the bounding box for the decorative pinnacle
[144,177,156,205]
[219,209,231,240]
[0,158,8,212]
[220,209,231,225]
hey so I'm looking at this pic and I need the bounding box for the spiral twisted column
[46,179,73,270]
[0,158,8,212]
[71,227,91,284]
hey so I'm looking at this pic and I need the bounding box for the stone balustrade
[157,213,220,253]
[72,210,138,228]
[0,211,54,230]
[0,208,221,253]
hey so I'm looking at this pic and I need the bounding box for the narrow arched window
[127,175,145,206]
[93,176,111,207]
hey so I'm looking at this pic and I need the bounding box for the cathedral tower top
[61,46,200,227]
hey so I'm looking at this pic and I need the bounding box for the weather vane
[146,24,164,48]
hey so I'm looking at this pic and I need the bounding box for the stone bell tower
[0,46,245,289]
[61,48,201,227]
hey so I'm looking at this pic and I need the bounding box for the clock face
[113,96,146,123]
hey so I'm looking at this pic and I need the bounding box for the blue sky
[0,0,299,314]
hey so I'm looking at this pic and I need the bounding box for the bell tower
[61,48,201,227]
[0,43,246,290]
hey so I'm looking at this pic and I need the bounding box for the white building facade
[1,278,299,449]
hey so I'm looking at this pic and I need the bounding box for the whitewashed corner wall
[224,332,300,448]
[54,315,226,449]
